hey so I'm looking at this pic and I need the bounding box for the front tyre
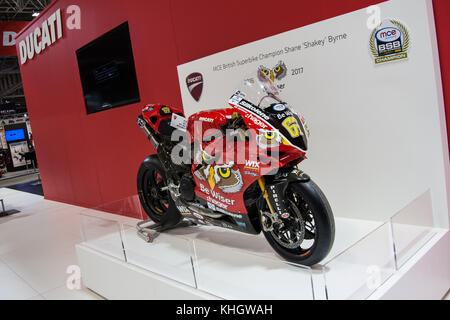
[262,179,335,266]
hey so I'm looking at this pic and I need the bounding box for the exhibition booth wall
[15,0,450,218]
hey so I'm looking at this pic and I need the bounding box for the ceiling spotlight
[32,12,40,17]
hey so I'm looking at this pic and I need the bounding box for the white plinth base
[76,215,449,300]
[76,244,218,300]
[369,230,450,300]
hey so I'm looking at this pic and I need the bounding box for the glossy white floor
[0,187,102,300]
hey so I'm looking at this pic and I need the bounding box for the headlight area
[256,130,283,149]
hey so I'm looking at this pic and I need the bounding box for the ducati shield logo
[186,72,203,101]
[369,19,410,64]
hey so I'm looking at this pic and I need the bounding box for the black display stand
[0,199,20,217]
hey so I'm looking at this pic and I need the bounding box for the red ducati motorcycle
[137,72,334,265]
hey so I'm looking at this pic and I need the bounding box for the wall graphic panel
[177,0,449,227]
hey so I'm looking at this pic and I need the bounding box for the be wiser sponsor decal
[199,183,236,210]
[186,72,203,101]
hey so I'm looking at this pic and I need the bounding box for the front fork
[257,170,311,231]
[258,176,290,216]
[257,176,288,232]
[257,177,276,214]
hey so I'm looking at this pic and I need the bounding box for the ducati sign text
[18,8,63,65]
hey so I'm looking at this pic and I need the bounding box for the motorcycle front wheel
[262,179,335,266]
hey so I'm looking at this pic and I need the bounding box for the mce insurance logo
[369,19,410,65]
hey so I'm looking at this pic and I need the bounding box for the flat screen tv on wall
[76,22,141,114]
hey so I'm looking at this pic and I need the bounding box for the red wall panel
[15,0,449,217]
[16,0,180,214]
[170,0,384,64]
[432,0,450,156]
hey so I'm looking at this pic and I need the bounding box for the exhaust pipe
[168,182,224,219]
[137,116,160,149]
[175,196,223,218]
[184,201,223,218]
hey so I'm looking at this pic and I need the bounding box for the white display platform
[77,217,378,300]
[76,200,449,300]
[76,244,217,300]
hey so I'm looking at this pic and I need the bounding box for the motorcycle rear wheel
[262,179,335,266]
[137,155,181,225]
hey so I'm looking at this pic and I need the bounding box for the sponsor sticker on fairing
[199,117,214,123]
[170,113,187,132]
[244,171,258,177]
[273,104,286,111]
[229,95,243,105]
[281,212,290,219]
[245,160,260,170]
[238,100,270,121]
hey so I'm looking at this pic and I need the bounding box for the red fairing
[139,96,307,216]
[186,108,235,143]
[141,104,184,133]
[190,137,305,215]
[188,105,306,215]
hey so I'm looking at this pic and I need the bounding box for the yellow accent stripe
[258,177,275,214]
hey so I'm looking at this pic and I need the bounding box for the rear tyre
[262,179,335,266]
[137,155,182,226]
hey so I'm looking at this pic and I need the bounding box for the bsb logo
[369,19,410,65]
[186,72,203,102]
